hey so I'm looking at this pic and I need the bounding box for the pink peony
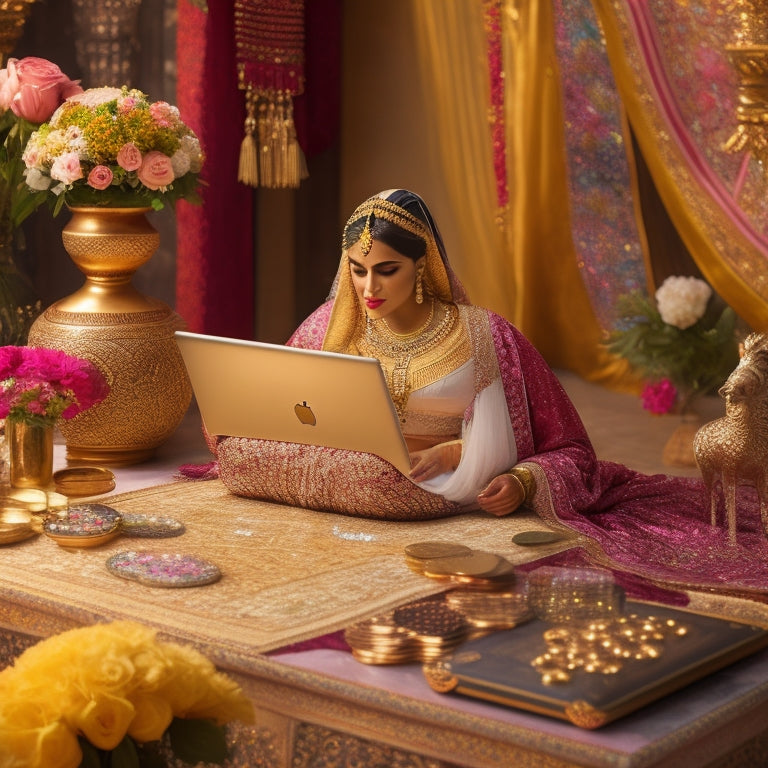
[50,152,83,185]
[137,151,174,190]
[2,57,82,123]
[116,142,142,172]
[87,165,113,191]
[641,379,677,415]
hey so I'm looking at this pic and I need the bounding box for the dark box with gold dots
[423,600,768,729]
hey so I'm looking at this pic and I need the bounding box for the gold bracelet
[507,466,536,505]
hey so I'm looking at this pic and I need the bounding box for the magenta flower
[641,379,677,415]
[0,345,109,425]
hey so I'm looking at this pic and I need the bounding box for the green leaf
[110,736,140,768]
[78,739,102,768]
[168,717,228,765]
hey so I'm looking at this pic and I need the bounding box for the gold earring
[415,271,424,304]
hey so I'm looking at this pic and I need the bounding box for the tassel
[238,82,259,187]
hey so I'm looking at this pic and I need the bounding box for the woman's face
[347,239,425,328]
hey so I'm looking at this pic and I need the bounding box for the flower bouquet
[22,85,204,215]
[0,621,255,768]
[606,276,740,415]
[0,57,82,344]
[0,345,109,427]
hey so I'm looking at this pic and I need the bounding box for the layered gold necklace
[359,301,464,421]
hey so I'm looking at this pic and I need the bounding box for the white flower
[170,149,191,178]
[67,86,123,107]
[655,276,712,330]
[23,167,51,191]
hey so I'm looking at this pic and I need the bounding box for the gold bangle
[507,466,536,505]
[506,472,526,503]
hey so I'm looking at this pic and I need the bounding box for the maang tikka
[359,212,374,256]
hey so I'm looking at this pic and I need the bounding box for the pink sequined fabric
[216,437,464,520]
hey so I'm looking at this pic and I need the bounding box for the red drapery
[176,0,254,339]
[175,0,341,339]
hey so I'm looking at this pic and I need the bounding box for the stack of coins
[445,583,533,632]
[404,541,473,575]
[345,599,469,665]
[393,599,469,661]
[344,614,419,665]
[419,551,517,591]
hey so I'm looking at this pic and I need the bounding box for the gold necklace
[381,300,435,340]
[362,302,458,421]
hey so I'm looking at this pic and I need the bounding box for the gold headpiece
[342,198,432,252]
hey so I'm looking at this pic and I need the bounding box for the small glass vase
[6,418,54,489]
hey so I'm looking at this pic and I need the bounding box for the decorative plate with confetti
[106,551,221,588]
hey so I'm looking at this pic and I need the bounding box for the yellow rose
[69,692,135,751]
[126,693,173,743]
[0,719,81,768]
[156,643,219,714]
[184,672,255,725]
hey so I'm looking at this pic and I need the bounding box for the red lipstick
[365,298,385,309]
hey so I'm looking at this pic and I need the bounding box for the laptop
[175,331,412,475]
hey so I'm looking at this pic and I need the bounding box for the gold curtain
[411,0,633,388]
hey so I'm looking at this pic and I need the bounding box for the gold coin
[513,530,566,546]
[404,541,473,560]
[422,552,503,578]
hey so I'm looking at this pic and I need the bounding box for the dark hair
[345,215,426,262]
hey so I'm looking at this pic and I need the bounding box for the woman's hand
[409,441,462,482]
[476,474,525,517]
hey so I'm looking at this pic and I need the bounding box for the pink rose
[149,101,175,128]
[50,151,83,185]
[4,57,82,123]
[116,142,142,172]
[87,165,113,191]
[137,151,174,190]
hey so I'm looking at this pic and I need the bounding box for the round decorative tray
[106,551,221,588]
[53,466,116,497]
[43,503,123,548]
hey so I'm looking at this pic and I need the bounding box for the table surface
[20,404,768,768]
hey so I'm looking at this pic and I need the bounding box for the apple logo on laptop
[294,401,316,426]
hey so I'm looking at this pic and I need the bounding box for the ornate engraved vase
[6,418,53,489]
[27,207,192,465]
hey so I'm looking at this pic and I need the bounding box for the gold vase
[6,418,54,489]
[27,207,192,466]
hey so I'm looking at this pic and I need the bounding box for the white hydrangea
[655,276,712,329]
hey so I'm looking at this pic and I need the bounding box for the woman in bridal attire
[216,188,596,519]
[209,188,768,597]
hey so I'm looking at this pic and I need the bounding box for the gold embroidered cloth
[0,479,574,662]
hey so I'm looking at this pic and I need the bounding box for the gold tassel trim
[239,83,307,190]
[238,82,259,186]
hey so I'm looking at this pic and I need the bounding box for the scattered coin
[421,552,504,578]
[512,530,566,546]
[404,541,473,560]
